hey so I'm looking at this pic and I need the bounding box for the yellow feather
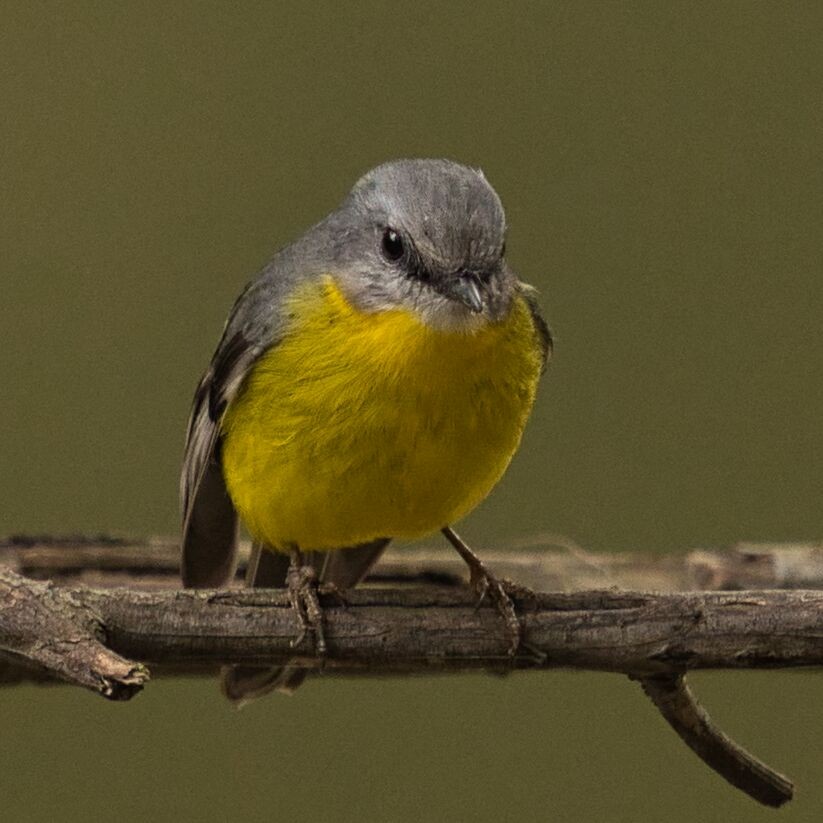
[220,276,543,551]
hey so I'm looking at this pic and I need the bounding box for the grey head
[315,158,517,330]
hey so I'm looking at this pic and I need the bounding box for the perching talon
[286,548,326,655]
[442,526,528,657]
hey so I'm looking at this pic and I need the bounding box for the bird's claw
[286,562,326,655]
[470,569,531,657]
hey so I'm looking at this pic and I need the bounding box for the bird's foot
[473,573,546,663]
[441,526,534,658]
[285,556,326,655]
[469,566,527,657]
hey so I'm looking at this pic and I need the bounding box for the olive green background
[2,2,823,821]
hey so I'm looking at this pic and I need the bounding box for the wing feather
[180,281,271,587]
[518,282,553,371]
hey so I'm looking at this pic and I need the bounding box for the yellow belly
[220,277,543,551]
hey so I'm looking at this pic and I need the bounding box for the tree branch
[639,674,793,807]
[3,576,820,674]
[4,533,823,592]
[3,534,820,807]
[0,571,148,698]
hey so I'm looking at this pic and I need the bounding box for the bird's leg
[285,546,326,655]
[442,526,529,656]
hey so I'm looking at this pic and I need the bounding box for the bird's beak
[446,273,484,313]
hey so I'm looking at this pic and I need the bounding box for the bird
[180,158,552,702]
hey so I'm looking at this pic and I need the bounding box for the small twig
[0,572,148,699]
[639,674,793,807]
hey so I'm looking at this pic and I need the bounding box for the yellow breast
[220,277,543,551]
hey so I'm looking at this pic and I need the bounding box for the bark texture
[3,575,823,676]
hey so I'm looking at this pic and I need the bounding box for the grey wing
[179,216,333,587]
[180,324,264,588]
[180,267,293,588]
[518,282,553,372]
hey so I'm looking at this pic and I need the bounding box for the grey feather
[179,329,263,587]
[179,221,343,587]
[179,283,278,586]
[517,283,554,371]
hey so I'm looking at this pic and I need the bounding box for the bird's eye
[381,228,405,262]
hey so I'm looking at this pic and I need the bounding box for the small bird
[180,159,551,702]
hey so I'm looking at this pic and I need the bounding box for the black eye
[381,228,405,262]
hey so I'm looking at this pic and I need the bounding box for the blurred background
[2,2,823,821]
